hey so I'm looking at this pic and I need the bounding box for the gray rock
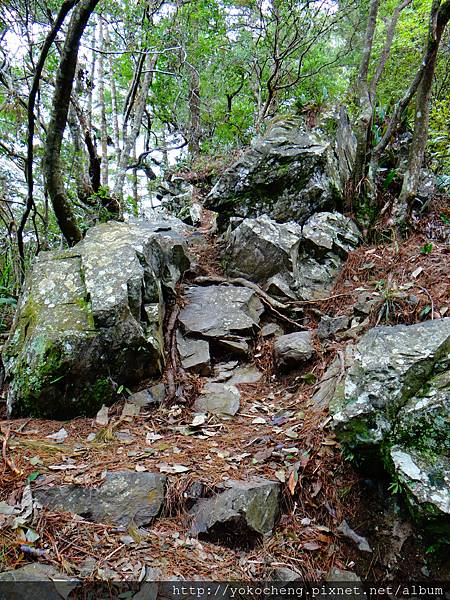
[390,446,449,517]
[301,211,360,259]
[0,564,79,600]
[176,332,211,374]
[34,471,166,527]
[331,319,450,447]
[205,118,346,225]
[353,291,378,317]
[337,520,372,553]
[266,273,297,300]
[217,336,249,356]
[178,285,264,340]
[311,355,343,408]
[194,382,241,417]
[148,383,166,405]
[326,566,362,583]
[3,220,190,418]
[293,254,342,301]
[189,478,281,540]
[227,365,263,385]
[208,363,262,386]
[274,331,314,369]
[260,322,284,338]
[329,318,450,524]
[293,212,360,301]
[272,567,303,581]
[128,387,164,408]
[223,215,302,281]
[317,315,350,340]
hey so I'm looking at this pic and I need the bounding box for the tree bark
[395,0,450,220]
[113,54,156,200]
[188,62,201,157]
[18,0,79,270]
[98,17,109,187]
[43,0,101,246]
[105,23,121,158]
[351,0,380,192]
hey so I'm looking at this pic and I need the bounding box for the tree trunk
[105,23,121,159]
[351,0,380,193]
[43,0,101,246]
[18,0,79,270]
[113,54,156,200]
[395,0,450,221]
[188,62,201,157]
[98,17,109,187]
[86,23,96,133]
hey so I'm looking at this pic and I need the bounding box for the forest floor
[0,199,449,584]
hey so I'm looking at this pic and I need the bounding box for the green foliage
[420,242,433,254]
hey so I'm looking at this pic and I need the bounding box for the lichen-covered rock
[205,118,346,226]
[329,318,450,525]
[223,215,302,281]
[3,220,190,418]
[317,315,350,340]
[33,471,166,527]
[189,478,281,543]
[331,319,450,447]
[390,447,449,523]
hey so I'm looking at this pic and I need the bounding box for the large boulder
[205,117,352,226]
[293,211,360,300]
[2,220,190,418]
[222,212,359,301]
[328,318,450,527]
[223,215,302,281]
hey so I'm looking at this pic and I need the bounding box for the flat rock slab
[176,332,211,374]
[178,285,264,339]
[226,364,263,385]
[189,478,281,543]
[34,471,166,527]
[194,382,241,417]
[274,331,314,369]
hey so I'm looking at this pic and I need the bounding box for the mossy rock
[3,220,191,419]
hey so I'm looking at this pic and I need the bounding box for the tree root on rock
[163,302,198,406]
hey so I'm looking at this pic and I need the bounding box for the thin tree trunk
[188,62,201,157]
[18,0,79,271]
[43,0,101,246]
[113,54,156,200]
[352,0,380,191]
[396,0,450,220]
[105,23,120,159]
[86,23,96,133]
[98,17,108,187]
[68,101,94,203]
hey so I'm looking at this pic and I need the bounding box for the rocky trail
[0,118,448,592]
